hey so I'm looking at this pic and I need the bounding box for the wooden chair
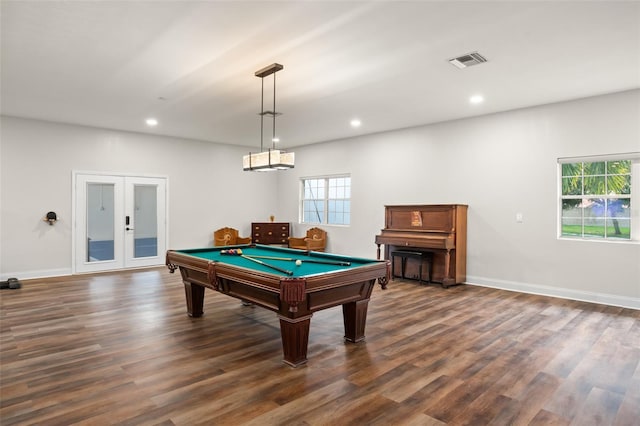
[213,227,251,246]
[288,227,327,252]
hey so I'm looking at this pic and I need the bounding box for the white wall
[276,90,640,308]
[0,117,278,278]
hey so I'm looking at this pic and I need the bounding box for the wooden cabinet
[252,222,290,245]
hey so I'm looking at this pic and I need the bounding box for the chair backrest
[306,227,326,241]
[304,227,327,251]
[213,227,241,246]
[288,227,327,251]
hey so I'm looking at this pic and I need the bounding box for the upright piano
[375,204,467,287]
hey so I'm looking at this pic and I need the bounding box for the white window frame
[299,174,351,226]
[557,152,640,243]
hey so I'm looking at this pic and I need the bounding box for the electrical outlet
[516,213,523,223]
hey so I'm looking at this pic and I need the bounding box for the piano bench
[391,250,433,284]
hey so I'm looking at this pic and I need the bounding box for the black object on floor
[0,277,21,289]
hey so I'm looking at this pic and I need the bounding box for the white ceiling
[1,1,639,149]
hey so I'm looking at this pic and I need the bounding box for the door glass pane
[87,183,115,261]
[134,185,158,258]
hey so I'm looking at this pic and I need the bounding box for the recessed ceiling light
[145,118,158,127]
[350,119,361,128]
[469,95,484,105]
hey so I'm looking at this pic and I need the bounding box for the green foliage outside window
[561,160,631,239]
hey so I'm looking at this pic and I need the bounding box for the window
[301,175,351,225]
[559,154,639,241]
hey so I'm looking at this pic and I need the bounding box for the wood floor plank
[570,387,624,426]
[528,408,572,426]
[242,379,357,426]
[1,268,638,425]
[613,376,640,426]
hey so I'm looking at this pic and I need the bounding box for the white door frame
[72,171,169,274]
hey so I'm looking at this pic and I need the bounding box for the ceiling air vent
[449,52,487,69]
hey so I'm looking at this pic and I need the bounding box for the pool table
[166,244,390,367]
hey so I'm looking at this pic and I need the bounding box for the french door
[74,173,167,273]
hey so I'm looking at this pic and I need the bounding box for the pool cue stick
[243,255,292,261]
[240,254,293,276]
[301,258,351,266]
[247,254,351,266]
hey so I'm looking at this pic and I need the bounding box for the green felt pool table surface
[175,244,380,277]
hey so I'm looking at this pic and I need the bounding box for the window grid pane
[301,176,351,225]
[560,159,632,240]
[327,177,350,225]
[303,200,324,224]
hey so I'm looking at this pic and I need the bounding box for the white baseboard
[466,275,640,310]
[1,268,72,281]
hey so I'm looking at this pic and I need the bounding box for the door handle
[126,227,134,231]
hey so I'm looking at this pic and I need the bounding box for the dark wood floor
[1,268,638,425]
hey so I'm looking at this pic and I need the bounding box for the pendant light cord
[272,72,277,149]
[260,77,264,152]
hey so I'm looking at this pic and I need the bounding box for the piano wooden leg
[442,249,453,288]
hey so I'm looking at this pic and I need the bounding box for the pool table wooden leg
[343,299,370,343]
[278,314,312,367]
[183,281,205,317]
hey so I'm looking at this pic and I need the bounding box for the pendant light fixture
[243,63,295,171]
